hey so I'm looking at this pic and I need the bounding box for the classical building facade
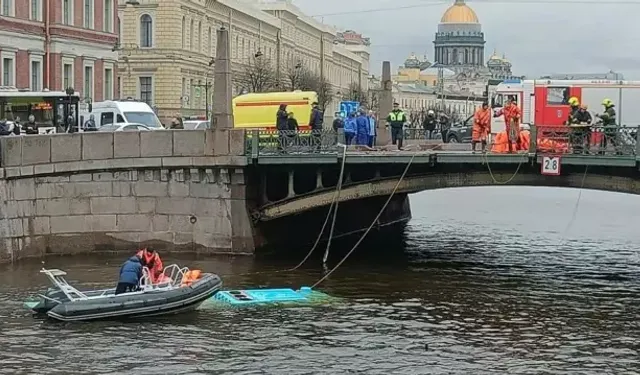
[117,0,368,122]
[395,0,519,97]
[0,0,118,100]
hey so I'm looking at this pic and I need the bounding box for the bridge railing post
[337,128,345,146]
[635,126,640,156]
[251,129,259,159]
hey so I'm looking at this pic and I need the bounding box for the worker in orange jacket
[136,247,164,284]
[495,96,521,152]
[472,101,491,152]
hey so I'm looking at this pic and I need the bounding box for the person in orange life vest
[136,247,164,283]
[494,96,521,152]
[472,101,491,152]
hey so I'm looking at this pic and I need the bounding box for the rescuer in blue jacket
[355,110,370,145]
[116,256,143,294]
[343,111,357,145]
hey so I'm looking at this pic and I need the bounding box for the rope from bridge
[310,152,417,289]
[219,144,348,278]
[562,165,589,235]
[481,151,528,185]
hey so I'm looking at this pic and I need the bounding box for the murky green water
[1,187,639,374]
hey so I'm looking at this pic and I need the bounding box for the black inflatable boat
[24,265,222,322]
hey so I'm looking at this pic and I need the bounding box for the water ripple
[1,187,639,373]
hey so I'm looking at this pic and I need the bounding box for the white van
[81,98,164,130]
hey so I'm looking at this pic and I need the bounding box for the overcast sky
[291,0,640,79]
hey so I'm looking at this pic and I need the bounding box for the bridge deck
[250,150,638,167]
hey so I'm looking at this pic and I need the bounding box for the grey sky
[292,0,640,79]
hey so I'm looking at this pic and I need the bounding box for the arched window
[140,14,153,47]
[181,17,186,48]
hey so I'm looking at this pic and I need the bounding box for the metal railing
[242,125,640,157]
[535,124,638,156]
[245,129,340,156]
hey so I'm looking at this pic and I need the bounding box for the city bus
[0,87,81,133]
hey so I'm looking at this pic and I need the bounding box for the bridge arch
[257,169,640,221]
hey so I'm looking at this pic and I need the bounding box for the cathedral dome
[440,0,479,24]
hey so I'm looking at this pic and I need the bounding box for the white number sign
[541,156,561,176]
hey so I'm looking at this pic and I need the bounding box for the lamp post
[192,57,215,120]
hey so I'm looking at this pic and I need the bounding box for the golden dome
[488,49,500,60]
[440,0,479,24]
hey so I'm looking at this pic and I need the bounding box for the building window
[181,77,186,103]
[30,60,42,91]
[84,65,94,100]
[197,21,201,52]
[62,0,72,25]
[2,56,14,86]
[63,63,73,90]
[181,16,186,49]
[140,14,153,47]
[104,68,113,100]
[139,77,152,105]
[30,0,41,20]
[190,19,194,50]
[208,27,212,55]
[83,0,93,29]
[104,0,112,32]
[189,78,194,108]
[1,0,11,16]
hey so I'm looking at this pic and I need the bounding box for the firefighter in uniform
[565,97,589,154]
[565,97,581,125]
[596,98,617,154]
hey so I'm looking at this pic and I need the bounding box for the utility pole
[436,62,445,110]
[192,81,212,120]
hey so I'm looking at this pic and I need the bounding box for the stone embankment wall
[0,130,258,263]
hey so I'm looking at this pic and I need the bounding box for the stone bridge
[0,130,255,263]
[2,127,640,262]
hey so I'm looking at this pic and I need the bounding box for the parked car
[183,120,210,130]
[98,123,152,132]
[446,117,532,143]
[445,115,473,143]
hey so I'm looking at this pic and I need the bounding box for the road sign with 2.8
[541,156,561,176]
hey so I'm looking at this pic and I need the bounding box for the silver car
[98,123,152,132]
[183,120,210,130]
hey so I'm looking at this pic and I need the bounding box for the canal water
[1,187,639,374]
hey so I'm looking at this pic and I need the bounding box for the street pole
[193,81,212,120]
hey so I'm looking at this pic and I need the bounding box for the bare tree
[283,61,307,90]
[299,72,333,111]
[342,82,368,107]
[234,56,277,93]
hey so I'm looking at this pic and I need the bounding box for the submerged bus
[0,86,80,133]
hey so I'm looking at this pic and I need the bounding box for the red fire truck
[490,78,640,132]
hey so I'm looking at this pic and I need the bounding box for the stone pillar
[212,27,233,130]
[377,61,392,146]
[287,170,295,198]
[316,169,323,190]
